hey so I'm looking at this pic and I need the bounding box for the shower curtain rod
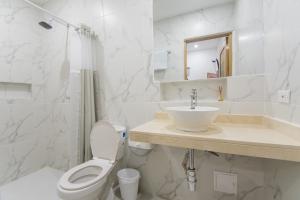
[23,0,80,30]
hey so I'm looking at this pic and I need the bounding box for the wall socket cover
[214,171,237,194]
[278,89,291,104]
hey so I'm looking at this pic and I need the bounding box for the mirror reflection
[184,32,232,80]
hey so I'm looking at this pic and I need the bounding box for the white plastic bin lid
[117,168,140,183]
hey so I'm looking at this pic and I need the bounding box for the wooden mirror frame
[184,32,233,80]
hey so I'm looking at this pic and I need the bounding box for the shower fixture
[212,58,220,73]
[212,58,220,69]
[39,21,52,30]
[23,0,79,31]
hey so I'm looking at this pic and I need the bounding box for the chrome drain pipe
[187,149,196,191]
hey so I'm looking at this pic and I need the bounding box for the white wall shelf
[0,82,32,100]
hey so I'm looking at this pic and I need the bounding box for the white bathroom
[0,0,300,199]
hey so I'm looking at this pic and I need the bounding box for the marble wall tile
[153,0,265,82]
[0,103,36,145]
[264,0,300,124]
[227,75,265,102]
[233,0,265,76]
[93,0,300,199]
[96,0,160,125]
[228,101,265,115]
[160,79,226,101]
[0,0,41,84]
[264,159,300,200]
[154,3,235,81]
[0,103,72,185]
[97,1,267,199]
[0,0,86,185]
[158,74,265,115]
[0,139,46,185]
[0,98,75,184]
[127,146,266,200]
[263,8,300,198]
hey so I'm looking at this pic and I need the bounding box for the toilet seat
[57,122,122,200]
[59,159,112,191]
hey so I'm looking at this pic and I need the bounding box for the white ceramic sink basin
[166,106,219,132]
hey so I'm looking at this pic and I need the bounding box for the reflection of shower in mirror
[212,58,220,72]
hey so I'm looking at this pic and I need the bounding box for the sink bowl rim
[166,106,220,112]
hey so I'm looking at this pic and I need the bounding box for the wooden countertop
[129,113,300,162]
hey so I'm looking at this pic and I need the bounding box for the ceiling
[153,0,235,21]
[187,38,224,52]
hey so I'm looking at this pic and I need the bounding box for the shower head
[39,21,52,30]
[212,58,220,70]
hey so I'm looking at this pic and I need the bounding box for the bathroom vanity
[129,112,300,162]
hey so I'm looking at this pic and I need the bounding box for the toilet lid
[90,121,120,162]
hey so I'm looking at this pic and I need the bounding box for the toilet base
[58,187,103,200]
[59,193,100,200]
[82,195,100,200]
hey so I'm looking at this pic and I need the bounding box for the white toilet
[57,121,126,200]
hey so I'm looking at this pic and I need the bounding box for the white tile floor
[0,167,153,200]
[0,167,63,200]
[111,188,153,200]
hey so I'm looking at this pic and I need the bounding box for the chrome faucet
[190,89,197,109]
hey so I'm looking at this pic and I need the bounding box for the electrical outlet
[278,90,291,104]
[214,171,237,194]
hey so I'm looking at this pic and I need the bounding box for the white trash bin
[117,168,140,200]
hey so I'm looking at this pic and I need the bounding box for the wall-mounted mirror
[152,0,264,82]
[184,32,232,80]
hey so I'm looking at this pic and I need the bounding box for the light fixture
[239,35,250,41]
[194,44,199,48]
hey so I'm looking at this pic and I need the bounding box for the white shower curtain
[79,26,98,162]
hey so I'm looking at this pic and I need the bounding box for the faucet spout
[190,89,197,109]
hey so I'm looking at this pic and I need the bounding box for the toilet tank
[113,125,127,160]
